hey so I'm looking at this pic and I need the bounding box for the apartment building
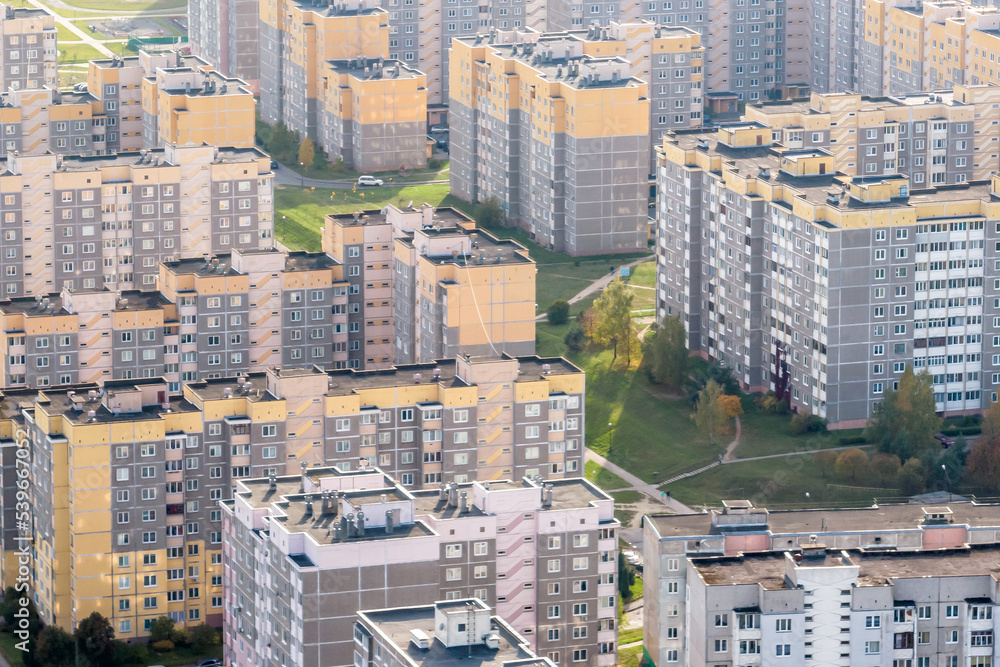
[222,466,618,667]
[0,142,274,298]
[140,61,256,150]
[655,123,1000,427]
[188,0,259,92]
[354,600,556,667]
[0,4,56,92]
[450,33,650,255]
[856,0,1000,97]
[643,500,1000,667]
[743,86,1000,186]
[316,58,428,172]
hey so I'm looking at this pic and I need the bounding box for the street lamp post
[299,162,305,187]
[942,464,952,501]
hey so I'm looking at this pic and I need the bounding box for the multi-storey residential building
[0,4,56,92]
[0,143,273,298]
[655,124,1000,427]
[0,206,537,390]
[188,0,259,92]
[0,350,588,639]
[450,23,703,176]
[140,61,256,150]
[222,466,618,667]
[643,500,1000,667]
[742,86,1000,186]
[354,600,556,667]
[449,32,650,255]
[258,0,389,145]
[856,0,1000,97]
[316,58,428,172]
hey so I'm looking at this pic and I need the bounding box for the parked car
[270,160,279,170]
[429,125,448,134]
[357,175,384,187]
[197,659,222,667]
[934,433,956,448]
[73,82,88,92]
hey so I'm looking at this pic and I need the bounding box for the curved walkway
[585,447,694,513]
[274,163,449,188]
[534,256,654,321]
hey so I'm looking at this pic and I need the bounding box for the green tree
[188,624,220,654]
[897,457,927,495]
[474,195,505,228]
[547,299,570,325]
[35,625,75,667]
[564,322,586,353]
[694,379,727,445]
[966,402,1000,492]
[834,448,869,483]
[147,616,175,644]
[685,360,740,405]
[813,449,839,479]
[591,278,638,367]
[865,367,941,460]
[267,121,298,163]
[297,137,315,171]
[75,611,116,667]
[643,315,688,389]
[617,552,636,600]
[870,452,902,487]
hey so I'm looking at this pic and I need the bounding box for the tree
[870,452,902,487]
[564,322,586,353]
[474,195,505,228]
[897,457,927,495]
[617,553,636,600]
[718,395,743,420]
[643,315,688,389]
[834,448,869,483]
[966,402,1000,492]
[865,367,941,460]
[547,299,570,326]
[591,278,638,367]
[147,616,175,645]
[694,380,728,444]
[297,137,315,170]
[266,121,298,163]
[813,450,839,479]
[35,625,75,667]
[685,360,740,405]
[188,624,220,654]
[75,611,116,667]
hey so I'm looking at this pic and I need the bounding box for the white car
[357,175,383,187]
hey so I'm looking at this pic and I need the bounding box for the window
[865,641,880,655]
[446,544,462,558]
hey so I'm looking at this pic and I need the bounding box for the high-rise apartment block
[0,143,274,299]
[0,4,56,92]
[0,350,589,636]
[354,600,556,667]
[223,466,618,667]
[449,30,651,255]
[655,123,1000,427]
[643,500,1000,667]
[188,0,260,93]
[0,204,535,391]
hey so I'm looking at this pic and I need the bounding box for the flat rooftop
[158,69,252,96]
[693,546,1000,589]
[55,146,268,171]
[162,255,244,277]
[411,477,608,518]
[647,501,1000,538]
[327,58,423,81]
[359,604,544,667]
[32,383,199,425]
[183,373,275,403]
[666,127,995,212]
[326,206,472,227]
[400,226,533,266]
[0,287,167,316]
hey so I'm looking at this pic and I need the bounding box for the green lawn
[152,643,224,667]
[57,0,187,11]
[0,632,25,667]
[583,349,727,483]
[58,67,89,88]
[612,490,644,504]
[626,261,657,312]
[275,183,470,250]
[71,20,106,38]
[56,22,83,42]
[277,156,450,184]
[624,574,644,603]
[619,645,643,667]
[618,627,643,646]
[584,460,630,490]
[732,397,867,460]
[58,43,105,63]
[663,454,906,508]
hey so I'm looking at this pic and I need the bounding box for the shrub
[170,628,189,647]
[151,640,174,653]
[188,624,221,653]
[791,413,827,435]
[427,158,445,169]
[547,300,570,326]
[564,322,586,354]
[838,435,867,446]
[941,427,961,437]
[962,426,983,436]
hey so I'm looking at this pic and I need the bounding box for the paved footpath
[585,448,694,513]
